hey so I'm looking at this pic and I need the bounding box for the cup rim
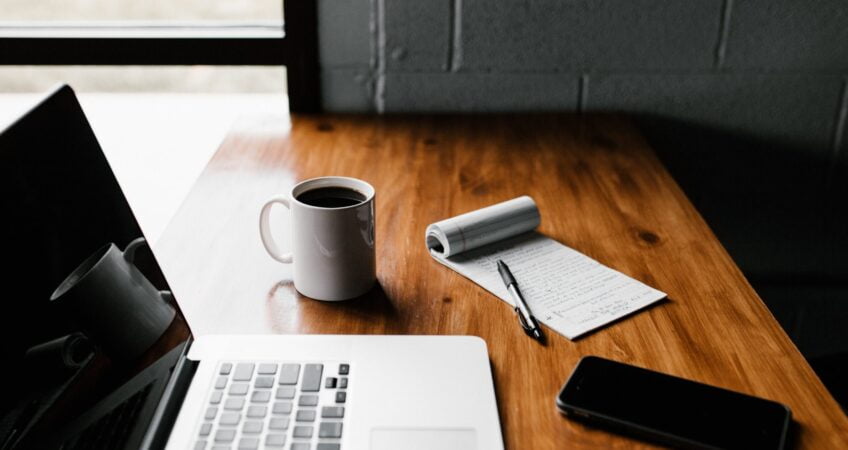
[49,242,115,301]
[290,176,375,211]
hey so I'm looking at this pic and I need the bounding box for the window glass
[1,0,282,23]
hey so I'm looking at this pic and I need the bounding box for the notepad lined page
[426,197,666,340]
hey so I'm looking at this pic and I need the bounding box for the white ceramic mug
[259,176,376,301]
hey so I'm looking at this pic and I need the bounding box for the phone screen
[557,356,791,449]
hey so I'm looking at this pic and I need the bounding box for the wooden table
[156,114,848,448]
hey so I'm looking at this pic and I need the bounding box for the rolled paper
[425,196,541,258]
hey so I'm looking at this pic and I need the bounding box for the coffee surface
[296,186,366,208]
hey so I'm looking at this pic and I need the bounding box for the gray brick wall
[724,0,848,70]
[384,0,453,72]
[460,0,722,71]
[383,72,579,112]
[583,73,843,153]
[317,0,848,149]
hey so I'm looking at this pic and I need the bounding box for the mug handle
[123,237,147,263]
[259,196,294,263]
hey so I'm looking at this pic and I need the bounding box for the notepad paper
[425,196,666,340]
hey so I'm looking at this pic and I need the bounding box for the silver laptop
[0,85,503,450]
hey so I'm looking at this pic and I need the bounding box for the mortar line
[714,0,733,69]
[450,0,463,72]
[374,0,386,113]
[368,0,378,71]
[446,0,454,71]
[577,74,589,113]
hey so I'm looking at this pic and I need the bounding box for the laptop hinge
[140,338,198,450]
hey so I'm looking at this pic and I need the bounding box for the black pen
[496,260,544,342]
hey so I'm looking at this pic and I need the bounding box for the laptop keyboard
[194,362,349,450]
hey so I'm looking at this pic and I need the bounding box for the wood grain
[156,114,848,449]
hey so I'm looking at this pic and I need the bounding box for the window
[0,1,319,111]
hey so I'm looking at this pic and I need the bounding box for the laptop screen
[0,85,192,448]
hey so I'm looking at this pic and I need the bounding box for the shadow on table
[632,115,848,410]
[322,281,400,322]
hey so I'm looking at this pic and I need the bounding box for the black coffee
[296,187,366,208]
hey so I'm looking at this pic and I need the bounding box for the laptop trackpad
[371,428,477,450]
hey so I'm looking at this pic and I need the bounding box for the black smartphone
[556,356,792,449]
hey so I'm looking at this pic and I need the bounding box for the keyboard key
[194,440,206,450]
[296,410,316,422]
[269,417,290,430]
[257,363,278,374]
[251,390,271,403]
[242,420,263,434]
[317,444,341,450]
[209,391,223,405]
[246,405,267,418]
[275,386,296,399]
[319,422,343,438]
[301,364,323,391]
[293,426,314,438]
[265,434,286,447]
[224,397,245,410]
[321,406,344,418]
[214,429,236,443]
[272,401,293,415]
[201,360,354,450]
[254,376,274,389]
[278,364,301,385]
[211,447,229,450]
[299,395,319,406]
[233,363,255,381]
[219,412,241,426]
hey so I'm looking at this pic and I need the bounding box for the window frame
[0,0,320,112]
